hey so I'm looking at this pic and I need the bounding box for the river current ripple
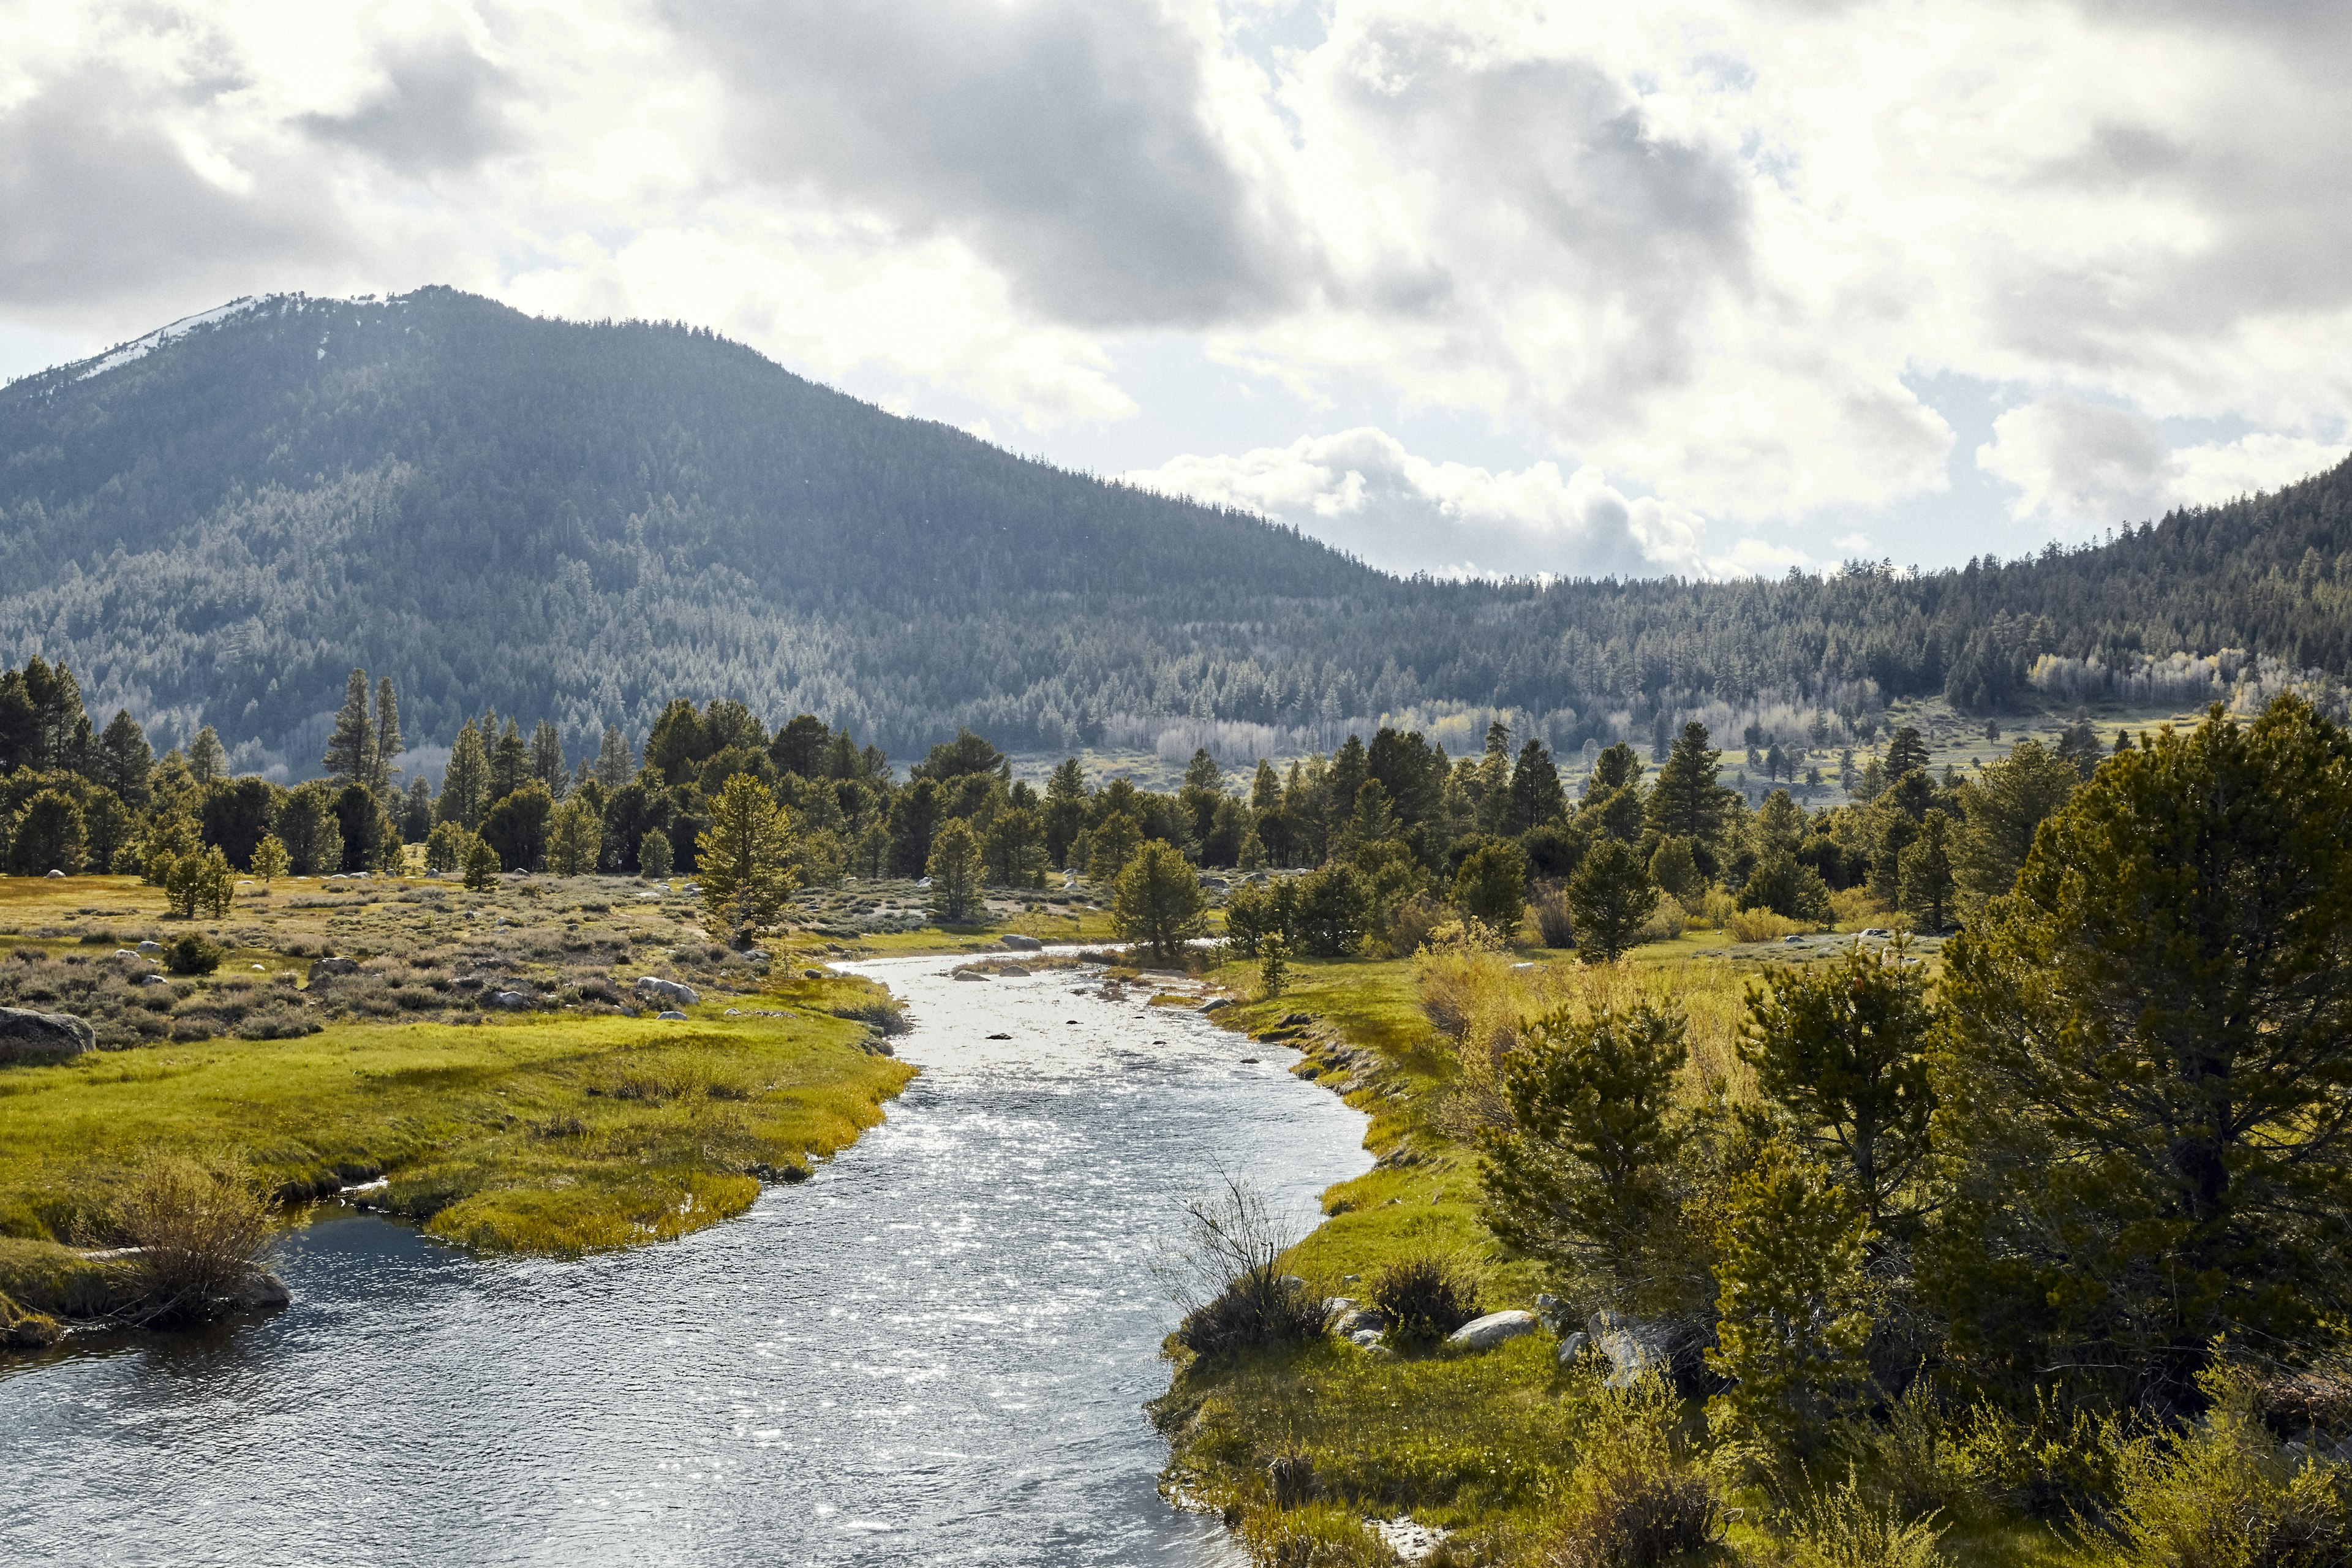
[0,953,1371,1566]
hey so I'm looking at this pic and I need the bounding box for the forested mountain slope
[1,287,2347,775]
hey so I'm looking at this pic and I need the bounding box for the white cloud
[1120,427,1754,578]
[1977,396,2349,524]
[2,0,2350,571]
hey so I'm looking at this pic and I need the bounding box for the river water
[0,954,1370,1566]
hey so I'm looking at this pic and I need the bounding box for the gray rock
[230,1270,293,1312]
[1333,1308,1387,1336]
[1556,1330,1589,1368]
[1348,1328,1387,1350]
[657,1009,688,1020]
[1534,1291,1574,1336]
[951,969,990,982]
[113,948,138,959]
[311,957,360,978]
[995,963,1031,977]
[139,973,167,986]
[1446,1309,1539,1351]
[1587,1309,1675,1388]
[1000,933,1044,951]
[44,869,63,878]
[635,977,699,1006]
[136,940,164,954]
[0,1006,97,1066]
[489,990,535,1011]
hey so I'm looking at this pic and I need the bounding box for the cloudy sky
[4,0,2348,579]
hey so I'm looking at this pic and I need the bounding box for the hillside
[2,287,2348,777]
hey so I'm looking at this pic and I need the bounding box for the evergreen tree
[489,718,529,802]
[925,819,986,923]
[529,720,567,799]
[96,710,152,807]
[1932,696,2352,1400]
[636,827,673,880]
[594,725,635,790]
[1088,810,1143,883]
[187,725,226,786]
[1705,1140,1874,1463]
[425,820,475,874]
[1896,809,1956,930]
[462,834,501,891]
[1452,836,1529,935]
[478,780,553,870]
[1645,722,1727,845]
[768,713,830,778]
[371,676,401,795]
[1478,1001,1692,1308]
[1044,756,1090,869]
[401,777,434,841]
[438,721,491,829]
[982,805,1047,886]
[1566,838,1656,962]
[249,832,289,887]
[696,774,797,939]
[1951,739,2078,910]
[546,797,603,876]
[1112,839,1209,959]
[277,782,344,875]
[138,812,201,885]
[1648,836,1702,903]
[323,668,375,785]
[1506,739,1569,832]
[8,789,86,874]
[1257,933,1289,1000]
[1884,724,1930,778]
[1736,847,1834,925]
[0,656,88,772]
[1741,941,1934,1229]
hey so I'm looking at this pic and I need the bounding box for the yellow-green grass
[1163,940,2051,1563]
[0,997,913,1270]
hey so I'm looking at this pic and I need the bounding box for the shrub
[462,835,500,891]
[1368,1255,1480,1341]
[1785,1473,1948,1568]
[105,1153,276,1324]
[1725,906,1801,943]
[638,827,673,880]
[162,933,224,975]
[1258,933,1290,1000]
[1532,881,1575,948]
[1384,891,1447,958]
[1634,900,1686,943]
[1544,1379,1722,1568]
[1157,1175,1327,1357]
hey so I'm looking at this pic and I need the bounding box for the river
[0,953,1370,1566]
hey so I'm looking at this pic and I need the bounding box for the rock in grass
[635,977,699,1006]
[490,990,535,1011]
[0,1007,96,1066]
[657,1009,688,1020]
[1586,1309,1675,1388]
[1446,1309,1539,1351]
[1556,1330,1589,1368]
[1000,933,1043,951]
[951,969,990,982]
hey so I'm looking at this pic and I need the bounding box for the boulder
[951,969,990,982]
[995,963,1031,977]
[311,957,360,978]
[0,1007,96,1066]
[1000,933,1043,951]
[1534,1292,1573,1336]
[1333,1308,1387,1336]
[489,990,536,1011]
[229,1270,293,1312]
[657,1009,688,1020]
[1556,1330,1589,1368]
[44,869,63,878]
[1446,1309,1539,1352]
[1587,1309,1676,1389]
[1348,1327,1388,1351]
[635,977,699,1006]
[136,940,164,955]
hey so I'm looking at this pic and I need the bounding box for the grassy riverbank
[0,871,916,1331]
[1151,935,2095,1568]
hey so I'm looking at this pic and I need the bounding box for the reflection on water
[0,955,1369,1566]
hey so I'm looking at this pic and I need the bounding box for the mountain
[2,287,2349,777]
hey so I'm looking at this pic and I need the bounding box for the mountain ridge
[2,287,2349,778]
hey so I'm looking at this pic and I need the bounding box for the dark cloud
[664,0,1310,329]
[298,39,521,174]
[0,66,344,311]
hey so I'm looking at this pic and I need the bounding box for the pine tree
[96,710,152,807]
[1951,738,2078,910]
[1257,933,1289,999]
[249,833,289,887]
[489,718,528,802]
[1645,722,1727,845]
[437,722,491,829]
[462,834,500,891]
[1087,811,1143,882]
[594,725,635,790]
[1705,1140,1874,1463]
[323,668,374,784]
[637,827,673,880]
[925,819,986,923]
[1741,941,1934,1229]
[1112,839,1209,959]
[1896,809,1956,930]
[187,725,226,786]
[530,720,567,799]
[1566,838,1657,962]
[546,797,603,876]
[1044,756,1090,868]
[1452,836,1529,935]
[1932,695,2352,1398]
[1884,724,1931,778]
[696,774,797,939]
[1506,739,1569,831]
[8,790,86,874]
[371,676,401,795]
